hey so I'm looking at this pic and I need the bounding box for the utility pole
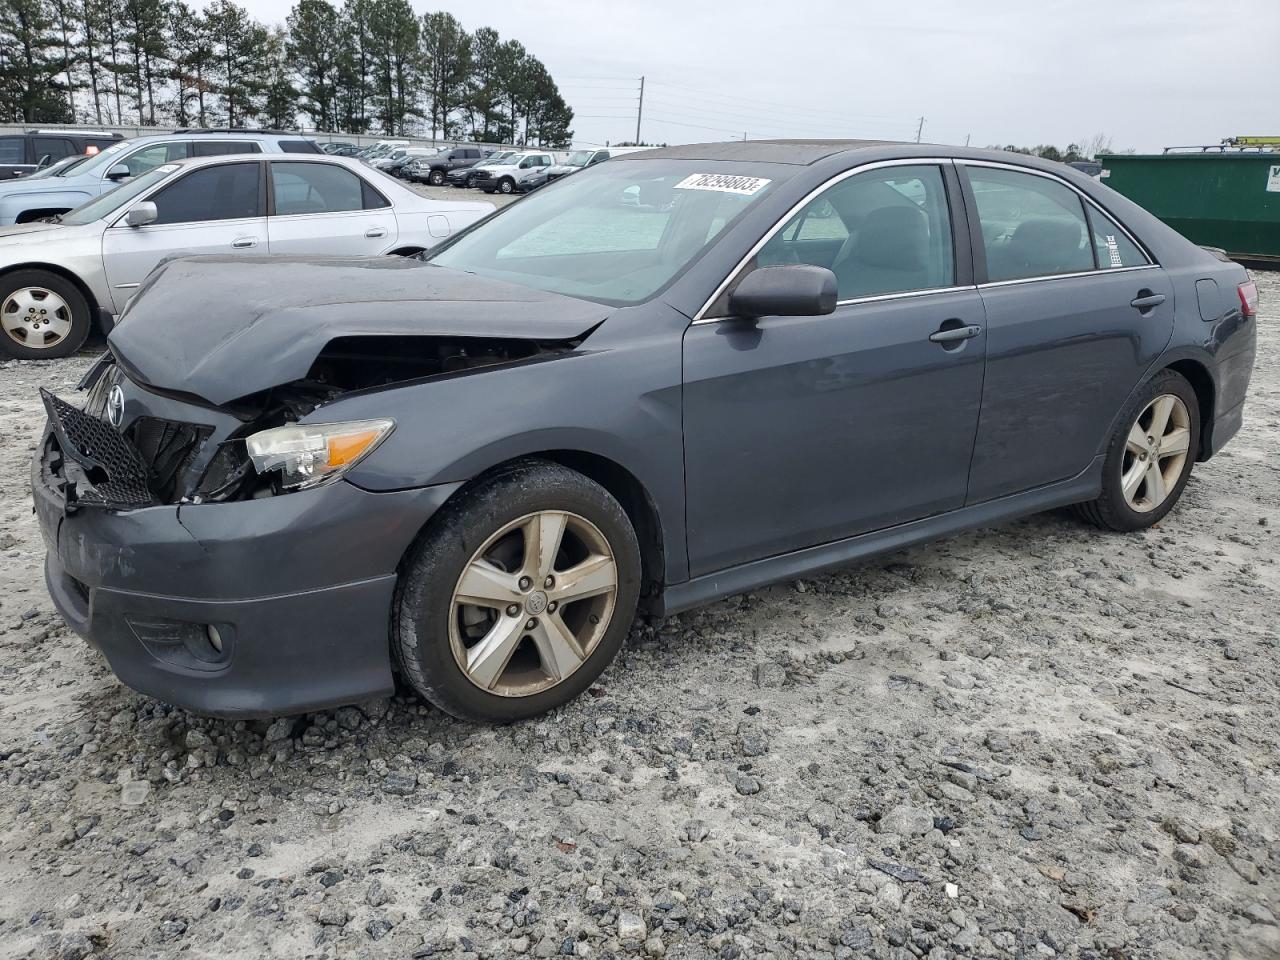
[743,132,747,141]
[915,116,925,143]
[635,76,644,145]
[964,133,971,147]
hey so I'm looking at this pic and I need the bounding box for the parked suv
[0,129,320,225]
[410,146,486,186]
[474,152,555,194]
[447,151,515,187]
[0,129,123,181]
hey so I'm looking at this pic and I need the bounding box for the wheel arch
[0,261,103,318]
[1161,357,1216,461]
[404,450,668,606]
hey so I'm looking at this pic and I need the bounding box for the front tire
[0,269,92,360]
[1075,369,1200,532]
[394,461,641,722]
[498,177,515,195]
[428,169,446,186]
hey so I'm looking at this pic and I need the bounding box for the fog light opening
[207,625,223,654]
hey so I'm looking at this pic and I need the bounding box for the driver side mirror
[106,163,132,181]
[124,201,157,227]
[728,265,838,319]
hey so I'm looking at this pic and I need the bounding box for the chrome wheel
[448,511,619,697]
[1121,394,1191,513]
[1,286,72,349]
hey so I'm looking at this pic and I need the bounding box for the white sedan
[0,153,493,359]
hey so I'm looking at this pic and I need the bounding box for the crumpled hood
[109,256,609,405]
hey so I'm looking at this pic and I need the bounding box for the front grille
[128,418,212,503]
[40,389,155,510]
[470,169,492,181]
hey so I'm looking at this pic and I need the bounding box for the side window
[278,140,320,154]
[591,151,610,164]
[0,137,24,164]
[149,162,262,225]
[518,157,536,169]
[121,142,190,177]
[966,167,1094,282]
[272,161,368,215]
[33,137,75,163]
[192,141,259,157]
[1086,206,1148,269]
[758,164,955,300]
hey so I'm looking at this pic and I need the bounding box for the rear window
[192,141,261,157]
[0,137,23,164]
[279,140,322,154]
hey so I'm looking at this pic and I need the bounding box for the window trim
[956,159,1156,285]
[695,157,971,324]
[107,159,266,228]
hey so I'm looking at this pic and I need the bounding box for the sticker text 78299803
[674,174,772,196]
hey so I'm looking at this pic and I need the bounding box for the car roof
[616,139,900,165]
[160,153,373,172]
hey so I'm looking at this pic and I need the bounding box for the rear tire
[1075,369,1200,532]
[394,460,641,722]
[0,269,92,360]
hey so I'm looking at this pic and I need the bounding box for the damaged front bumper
[32,390,461,718]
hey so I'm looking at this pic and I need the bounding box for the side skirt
[654,456,1104,618]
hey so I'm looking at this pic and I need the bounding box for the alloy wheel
[1,286,72,350]
[448,510,619,697]
[1120,394,1192,513]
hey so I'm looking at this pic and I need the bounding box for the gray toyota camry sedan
[32,140,1257,722]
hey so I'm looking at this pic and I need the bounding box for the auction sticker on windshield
[674,174,772,195]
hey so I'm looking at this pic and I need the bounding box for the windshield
[60,165,176,225]
[565,151,592,167]
[428,160,781,306]
[27,156,89,180]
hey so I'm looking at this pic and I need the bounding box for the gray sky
[240,0,1278,152]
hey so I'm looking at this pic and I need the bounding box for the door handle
[365,227,388,238]
[231,237,258,248]
[1130,292,1167,311]
[929,323,982,344]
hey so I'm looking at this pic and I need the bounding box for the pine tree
[419,11,470,141]
[0,0,73,123]
[286,0,341,131]
[118,0,168,124]
[262,28,297,130]
[206,0,269,126]
[367,0,419,136]
[169,2,216,127]
[336,0,374,134]
[466,26,505,143]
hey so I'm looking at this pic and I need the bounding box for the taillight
[1238,280,1258,318]
[85,145,99,156]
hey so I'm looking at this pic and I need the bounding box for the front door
[682,163,987,577]
[959,163,1176,503]
[267,160,397,256]
[101,161,267,312]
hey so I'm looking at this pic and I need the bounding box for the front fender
[313,323,689,582]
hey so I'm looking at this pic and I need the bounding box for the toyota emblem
[106,385,125,429]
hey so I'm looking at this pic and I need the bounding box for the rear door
[682,162,988,576]
[0,135,33,180]
[267,160,397,255]
[960,162,1175,503]
[101,161,267,311]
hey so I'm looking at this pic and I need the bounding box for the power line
[646,79,907,124]
[642,97,907,136]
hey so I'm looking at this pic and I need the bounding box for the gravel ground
[0,271,1277,960]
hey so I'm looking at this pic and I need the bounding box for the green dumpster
[1097,150,1280,264]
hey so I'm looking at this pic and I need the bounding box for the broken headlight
[245,419,394,491]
